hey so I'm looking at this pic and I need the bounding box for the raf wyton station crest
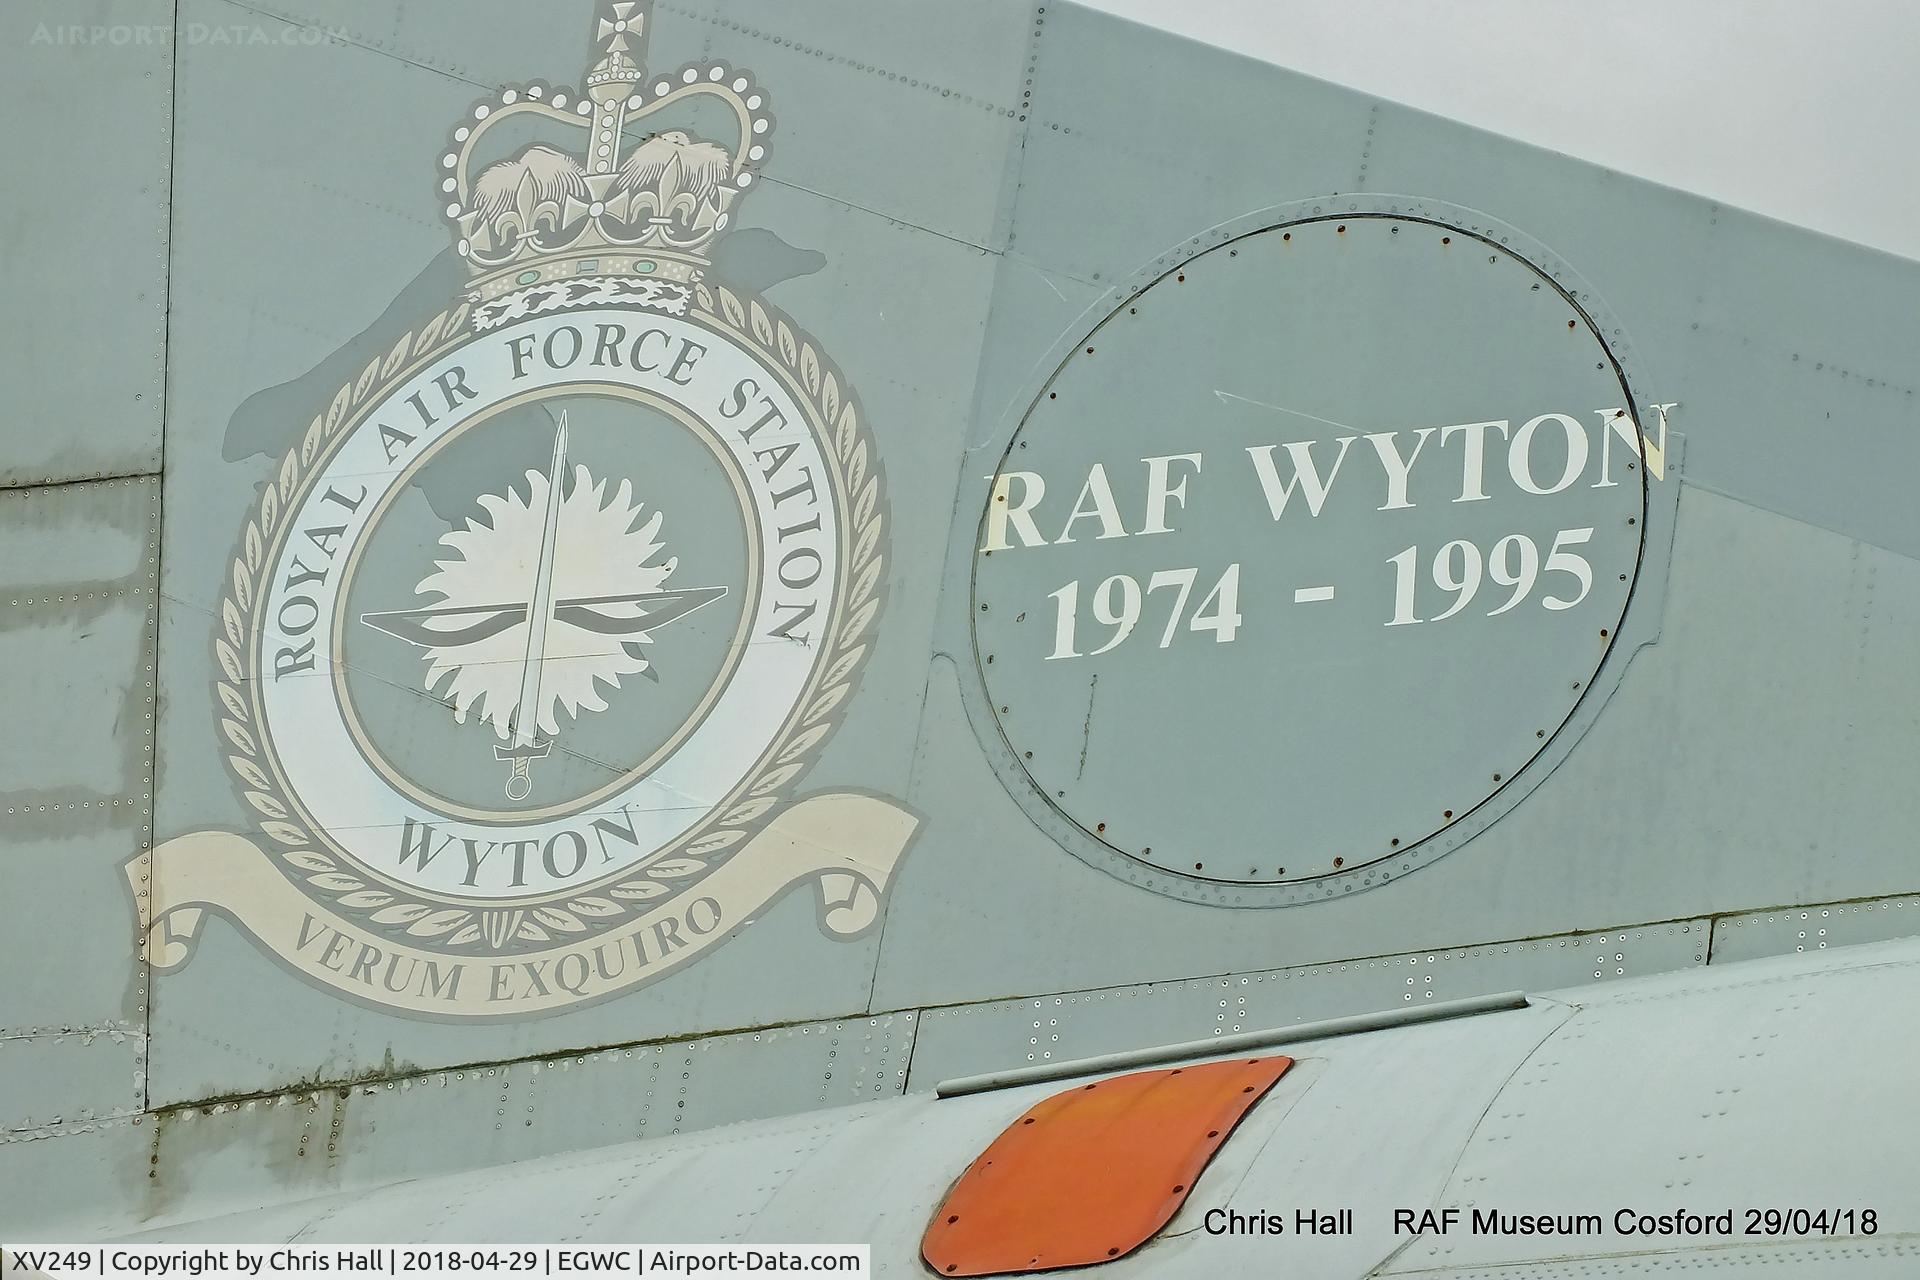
[136,2,916,1017]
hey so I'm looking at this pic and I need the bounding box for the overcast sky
[1083,0,1920,263]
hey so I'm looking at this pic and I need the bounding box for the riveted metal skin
[907,917,1705,1089]
[1710,896,1920,964]
[934,992,1522,1097]
[115,940,1920,1276]
[969,202,1654,902]
[0,477,161,1136]
[0,1,170,487]
[922,1056,1293,1276]
[5,0,1920,1246]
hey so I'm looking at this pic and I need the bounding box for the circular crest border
[213,283,889,955]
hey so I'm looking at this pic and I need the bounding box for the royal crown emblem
[136,0,918,1020]
[445,0,768,299]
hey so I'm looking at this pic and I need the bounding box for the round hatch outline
[959,195,1660,907]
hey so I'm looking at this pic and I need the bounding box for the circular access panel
[972,212,1647,902]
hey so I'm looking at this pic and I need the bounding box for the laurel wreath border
[215,284,888,955]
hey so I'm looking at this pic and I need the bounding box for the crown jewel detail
[441,2,774,300]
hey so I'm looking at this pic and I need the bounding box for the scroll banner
[132,794,917,1018]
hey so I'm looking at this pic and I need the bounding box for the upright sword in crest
[495,411,571,800]
[360,411,728,802]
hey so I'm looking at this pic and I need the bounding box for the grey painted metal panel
[1000,6,1379,284]
[235,0,607,91]
[1711,895,1920,966]
[0,0,171,487]
[703,0,1031,249]
[1358,102,1920,552]
[1635,214,1920,559]
[140,886,886,1107]
[0,479,158,1136]
[234,0,1032,250]
[124,940,1920,1276]
[904,919,1703,1090]
[1003,5,1920,560]
[1379,1245,1920,1280]
[1382,943,1920,1273]
[0,1011,910,1239]
[146,0,997,1098]
[0,827,150,1034]
[873,480,1915,1008]
[125,1107,858,1244]
[0,479,161,835]
[135,1011,913,1231]
[962,258,1106,452]
[157,0,479,495]
[119,1002,1567,1253]
[1140,1004,1573,1280]
[0,1121,151,1241]
[968,206,1655,901]
[117,0,1920,1087]
[0,1032,143,1133]
[932,991,1528,1096]
[2,0,1919,1246]
[139,186,989,1098]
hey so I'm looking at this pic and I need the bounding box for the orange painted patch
[921,1055,1294,1276]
